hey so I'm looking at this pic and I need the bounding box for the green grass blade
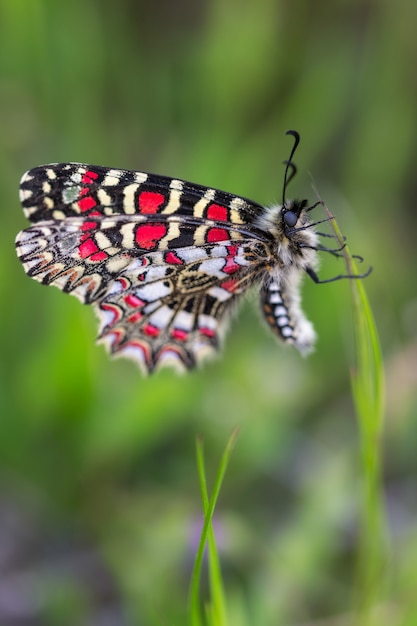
[326,206,386,624]
[188,430,239,626]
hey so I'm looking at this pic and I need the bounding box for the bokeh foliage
[1,0,416,624]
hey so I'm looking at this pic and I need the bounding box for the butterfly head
[275,198,319,269]
[281,198,308,231]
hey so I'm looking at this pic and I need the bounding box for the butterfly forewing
[19,163,266,225]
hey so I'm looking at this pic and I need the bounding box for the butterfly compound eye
[283,210,298,228]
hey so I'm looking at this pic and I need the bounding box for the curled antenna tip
[285,129,300,142]
[282,130,301,205]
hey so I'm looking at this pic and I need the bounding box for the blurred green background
[1,0,417,624]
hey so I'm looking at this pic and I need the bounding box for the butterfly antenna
[282,130,301,206]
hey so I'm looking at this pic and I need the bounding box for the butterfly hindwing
[95,242,261,371]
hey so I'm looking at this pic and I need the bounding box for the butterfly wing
[16,164,271,371]
[19,163,266,225]
[95,240,264,371]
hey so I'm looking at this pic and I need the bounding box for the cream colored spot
[192,224,209,246]
[97,188,112,205]
[123,184,139,214]
[228,198,246,224]
[46,168,57,180]
[230,197,245,210]
[23,206,38,217]
[19,188,32,201]
[103,176,120,186]
[95,232,111,250]
[101,220,117,229]
[120,223,135,248]
[106,255,132,274]
[163,180,183,214]
[103,171,121,186]
[229,209,245,224]
[44,254,58,265]
[20,171,33,184]
[133,172,148,184]
[159,221,180,246]
[193,188,215,218]
[170,179,183,191]
[106,247,120,255]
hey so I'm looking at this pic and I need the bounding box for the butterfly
[15,131,369,373]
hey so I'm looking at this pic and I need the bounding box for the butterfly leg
[306,265,372,284]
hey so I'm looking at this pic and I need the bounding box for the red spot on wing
[117,277,130,290]
[138,191,165,214]
[143,324,160,337]
[82,170,99,184]
[200,327,215,338]
[165,251,183,265]
[78,196,97,212]
[207,227,229,243]
[221,278,238,292]
[171,328,188,341]
[127,312,143,323]
[122,340,151,365]
[100,303,122,325]
[223,261,240,275]
[158,345,185,362]
[90,251,108,262]
[135,223,167,250]
[223,244,240,274]
[207,203,228,221]
[79,238,99,258]
[81,220,98,231]
[124,294,145,308]
[109,328,125,347]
